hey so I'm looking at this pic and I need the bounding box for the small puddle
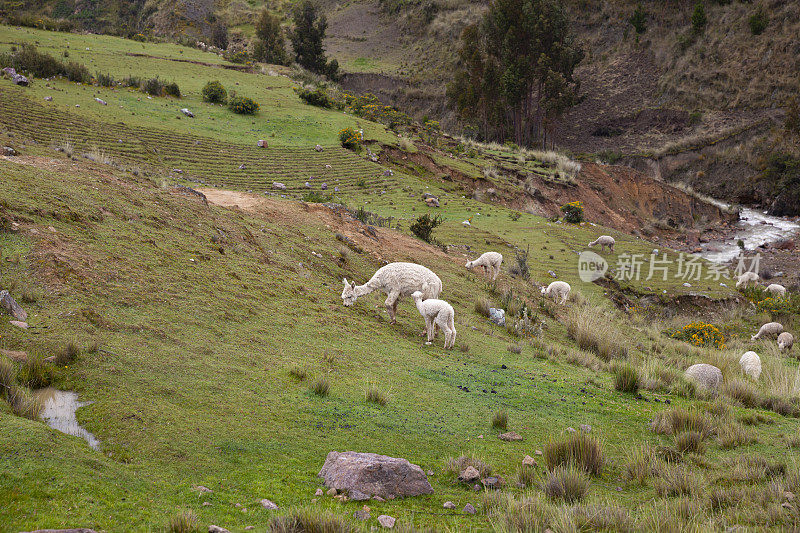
[35,387,100,450]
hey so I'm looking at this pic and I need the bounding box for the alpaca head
[540,286,547,295]
[588,240,595,247]
[464,260,473,269]
[341,278,357,306]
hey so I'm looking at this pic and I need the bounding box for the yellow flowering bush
[560,201,584,223]
[338,127,362,149]
[670,322,726,349]
[756,297,789,319]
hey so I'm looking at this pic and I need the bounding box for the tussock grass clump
[5,384,42,420]
[565,305,628,361]
[17,353,53,388]
[445,455,492,478]
[543,465,589,503]
[516,465,537,488]
[723,378,761,408]
[650,407,715,437]
[673,430,705,454]
[167,509,200,533]
[365,384,387,406]
[288,366,308,381]
[571,503,632,532]
[474,297,491,317]
[716,423,757,449]
[268,509,351,533]
[613,363,639,393]
[491,409,508,430]
[721,455,786,482]
[653,465,703,497]
[0,358,18,390]
[54,341,80,366]
[310,377,330,397]
[543,431,604,476]
[623,445,661,484]
[507,344,522,354]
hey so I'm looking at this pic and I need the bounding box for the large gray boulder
[684,363,723,391]
[318,451,433,499]
[12,74,29,86]
[0,290,27,321]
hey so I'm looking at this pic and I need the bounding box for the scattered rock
[273,182,287,190]
[353,507,371,520]
[0,349,28,362]
[257,140,268,148]
[238,164,246,170]
[12,73,29,86]
[260,499,278,510]
[9,320,28,329]
[180,108,194,118]
[334,186,340,193]
[326,487,338,496]
[2,67,16,77]
[334,493,349,502]
[2,146,17,157]
[94,97,107,106]
[372,495,386,502]
[499,431,523,442]
[444,501,456,509]
[318,451,434,499]
[488,307,505,327]
[458,466,480,483]
[548,270,557,278]
[383,169,394,176]
[0,291,28,322]
[425,197,440,207]
[208,526,231,533]
[522,455,536,467]
[463,503,476,514]
[202,502,211,506]
[481,476,503,490]
[378,515,396,529]
[321,183,328,190]
[684,363,723,391]
[315,488,323,496]
[566,427,577,433]
[315,144,323,152]
[535,450,543,456]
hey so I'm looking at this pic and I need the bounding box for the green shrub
[296,86,332,108]
[228,95,259,115]
[614,364,639,394]
[543,431,604,475]
[202,80,227,103]
[365,385,388,406]
[142,77,164,96]
[122,75,141,88]
[409,213,443,243]
[543,465,589,503]
[223,49,250,64]
[492,409,508,430]
[475,297,492,317]
[629,3,647,34]
[560,201,584,223]
[163,81,181,98]
[338,127,362,149]
[95,72,115,87]
[748,7,768,35]
[691,2,707,34]
[288,366,307,381]
[301,191,331,203]
[310,377,330,396]
[17,354,53,388]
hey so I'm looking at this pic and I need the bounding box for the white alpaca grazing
[541,281,571,304]
[465,252,503,281]
[411,291,456,349]
[588,235,615,253]
[778,332,794,352]
[739,351,762,380]
[765,283,786,297]
[751,321,783,341]
[735,272,759,289]
[341,262,442,324]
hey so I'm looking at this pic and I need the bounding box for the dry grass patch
[474,297,491,317]
[310,377,330,396]
[570,502,632,532]
[365,384,388,406]
[720,455,786,482]
[543,431,604,476]
[491,409,508,430]
[288,366,308,381]
[565,305,628,361]
[623,444,662,484]
[650,407,715,437]
[613,363,639,394]
[716,423,757,449]
[673,430,705,455]
[653,464,704,497]
[167,509,200,533]
[543,465,589,503]
[445,455,492,478]
[268,509,351,533]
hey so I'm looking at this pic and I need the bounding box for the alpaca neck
[353,282,375,298]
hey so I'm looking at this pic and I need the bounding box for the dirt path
[197,187,267,212]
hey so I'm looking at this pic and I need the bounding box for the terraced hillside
[1,27,800,533]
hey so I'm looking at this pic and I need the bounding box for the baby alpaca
[735,272,759,289]
[766,283,786,297]
[751,321,783,341]
[778,332,794,352]
[411,291,456,349]
[465,252,503,281]
[588,235,615,253]
[541,281,571,304]
[739,351,762,380]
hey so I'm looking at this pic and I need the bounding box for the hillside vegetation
[1,27,800,532]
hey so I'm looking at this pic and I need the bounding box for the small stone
[463,503,476,514]
[0,290,27,321]
[334,494,348,502]
[321,183,328,190]
[459,466,480,483]
[273,182,286,190]
[522,455,536,467]
[311,498,317,503]
[785,491,796,501]
[192,485,213,494]
[444,501,456,509]
[349,489,369,501]
[94,97,107,105]
[238,164,245,170]
[305,182,312,188]
[481,476,503,490]
[3,146,18,156]
[260,499,278,510]
[315,488,323,496]
[499,431,523,442]
[10,320,28,329]
[257,139,268,148]
[472,484,481,491]
[208,526,231,533]
[315,144,323,152]
[427,470,434,476]
[202,502,211,507]
[326,488,338,496]
[353,509,370,521]
[245,527,255,531]
[535,450,543,456]
[377,515,396,528]
[372,496,386,502]
[566,427,576,433]
[181,108,194,118]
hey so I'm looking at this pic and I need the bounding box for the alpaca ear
[342,278,349,288]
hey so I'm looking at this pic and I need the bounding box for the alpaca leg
[427,317,437,343]
[610,243,614,253]
[385,290,400,324]
[447,314,456,349]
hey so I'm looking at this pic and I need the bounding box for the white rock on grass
[260,499,278,510]
[463,503,476,514]
[208,526,231,533]
[443,501,456,509]
[377,515,396,528]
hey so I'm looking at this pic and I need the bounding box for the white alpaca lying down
[736,272,759,289]
[751,322,783,341]
[588,235,615,252]
[465,251,503,281]
[411,291,456,349]
[541,281,571,304]
[778,332,794,352]
[739,351,761,380]
[766,283,786,297]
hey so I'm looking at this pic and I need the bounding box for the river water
[699,206,800,264]
[35,387,100,450]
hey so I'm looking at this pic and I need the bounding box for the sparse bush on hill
[544,431,604,475]
[544,465,589,503]
[310,377,329,396]
[167,509,199,533]
[163,81,181,98]
[1,44,89,82]
[296,86,332,108]
[338,127,362,149]
[142,77,164,96]
[560,201,584,223]
[228,94,259,115]
[254,9,288,66]
[691,2,707,34]
[223,49,250,64]
[509,246,530,280]
[95,72,115,87]
[475,297,491,317]
[289,1,339,79]
[122,75,141,88]
[365,384,388,405]
[629,3,647,34]
[491,409,508,430]
[748,6,768,35]
[409,213,443,243]
[202,81,227,103]
[668,322,725,349]
[614,363,639,393]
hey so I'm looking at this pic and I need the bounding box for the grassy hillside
[1,27,800,532]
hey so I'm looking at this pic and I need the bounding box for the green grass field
[1,26,800,533]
